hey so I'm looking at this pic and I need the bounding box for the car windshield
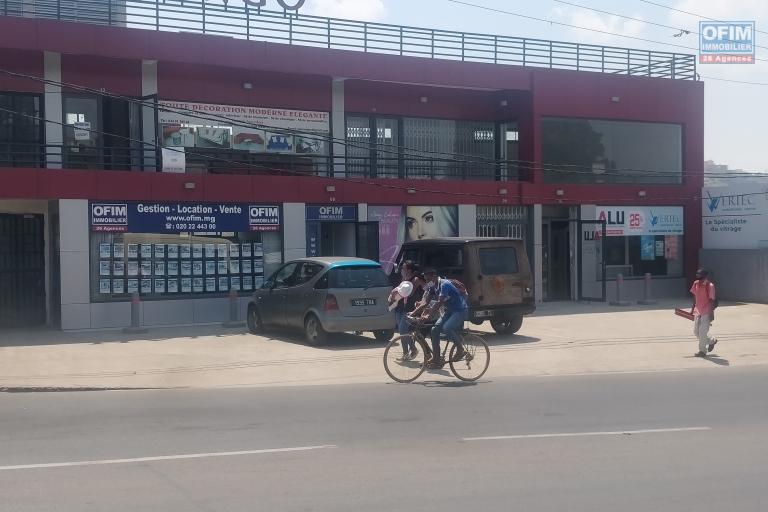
[328,265,389,289]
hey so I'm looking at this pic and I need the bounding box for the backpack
[447,278,469,298]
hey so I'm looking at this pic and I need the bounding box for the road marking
[0,445,337,472]
[464,427,711,442]
[537,369,687,378]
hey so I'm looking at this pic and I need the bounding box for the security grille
[476,205,528,240]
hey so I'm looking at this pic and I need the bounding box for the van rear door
[470,242,527,307]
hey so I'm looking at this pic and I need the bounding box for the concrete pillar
[533,204,543,303]
[458,204,477,237]
[141,60,159,171]
[358,203,368,222]
[58,199,92,330]
[44,52,63,169]
[283,203,307,260]
[331,78,346,177]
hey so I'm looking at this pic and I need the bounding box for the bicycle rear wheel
[449,333,490,382]
[383,336,427,383]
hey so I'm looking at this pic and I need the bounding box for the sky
[301,0,767,172]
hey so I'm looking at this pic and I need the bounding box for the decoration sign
[90,202,280,233]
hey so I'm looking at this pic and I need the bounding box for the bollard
[123,293,148,334]
[638,272,658,305]
[609,273,631,306]
[222,288,246,328]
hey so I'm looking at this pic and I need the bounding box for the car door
[283,262,325,328]
[258,262,300,327]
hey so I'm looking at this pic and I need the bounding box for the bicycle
[383,316,490,383]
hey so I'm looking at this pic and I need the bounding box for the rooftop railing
[1,0,697,80]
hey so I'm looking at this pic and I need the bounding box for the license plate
[474,310,493,318]
[351,298,376,307]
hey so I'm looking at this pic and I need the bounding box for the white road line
[464,427,711,442]
[0,445,337,472]
[536,369,687,378]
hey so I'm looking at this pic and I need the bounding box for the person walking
[690,268,718,357]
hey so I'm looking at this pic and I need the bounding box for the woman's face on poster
[406,206,440,240]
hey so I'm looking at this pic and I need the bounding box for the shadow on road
[263,329,387,351]
[529,300,749,318]
[480,334,541,347]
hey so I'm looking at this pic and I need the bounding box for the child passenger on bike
[388,261,425,361]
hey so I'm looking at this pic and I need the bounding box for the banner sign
[161,147,186,173]
[702,185,768,249]
[306,205,358,222]
[596,206,684,237]
[699,21,755,64]
[158,101,330,133]
[91,202,280,233]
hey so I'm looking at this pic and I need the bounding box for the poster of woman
[368,205,458,274]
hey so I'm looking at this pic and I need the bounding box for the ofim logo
[700,21,755,64]
[91,203,128,232]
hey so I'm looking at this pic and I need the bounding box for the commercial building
[0,1,704,329]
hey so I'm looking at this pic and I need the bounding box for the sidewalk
[1,299,766,390]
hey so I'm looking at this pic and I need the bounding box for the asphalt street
[2,367,767,512]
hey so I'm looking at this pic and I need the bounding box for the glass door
[578,220,607,302]
[63,95,102,169]
[356,222,380,262]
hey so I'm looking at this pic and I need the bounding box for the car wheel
[304,314,328,346]
[490,315,523,335]
[372,329,395,342]
[247,305,265,334]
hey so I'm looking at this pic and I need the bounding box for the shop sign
[306,205,358,222]
[596,206,684,237]
[90,202,280,233]
[73,121,91,141]
[162,147,186,173]
[702,184,768,249]
[158,101,330,133]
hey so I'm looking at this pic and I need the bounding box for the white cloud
[303,0,386,22]
[568,11,646,45]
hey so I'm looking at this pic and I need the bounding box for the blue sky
[303,0,767,172]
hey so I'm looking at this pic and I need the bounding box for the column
[331,78,346,177]
[44,52,63,169]
[58,199,92,329]
[141,60,159,171]
[458,204,477,237]
[283,203,307,260]
[533,204,543,303]
[358,203,368,222]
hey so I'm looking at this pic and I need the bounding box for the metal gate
[0,214,46,327]
[476,205,528,239]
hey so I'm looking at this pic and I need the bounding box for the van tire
[491,316,523,335]
[304,314,328,346]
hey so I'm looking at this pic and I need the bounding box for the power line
[638,0,768,36]
[446,0,706,53]
[699,75,768,87]
[554,0,768,54]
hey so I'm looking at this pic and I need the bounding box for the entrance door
[355,222,379,261]
[578,220,607,302]
[546,220,571,300]
[0,214,46,328]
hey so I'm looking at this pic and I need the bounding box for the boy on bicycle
[417,269,469,369]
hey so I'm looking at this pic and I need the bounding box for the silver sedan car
[247,257,396,345]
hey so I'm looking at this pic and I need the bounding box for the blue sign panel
[306,205,357,222]
[700,21,755,64]
[90,202,280,233]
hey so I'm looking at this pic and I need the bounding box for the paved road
[2,367,767,511]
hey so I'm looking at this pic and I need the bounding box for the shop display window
[90,232,282,302]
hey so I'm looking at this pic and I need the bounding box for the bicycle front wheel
[383,335,427,383]
[449,333,490,382]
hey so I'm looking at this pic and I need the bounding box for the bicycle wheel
[383,335,427,383]
[449,333,490,382]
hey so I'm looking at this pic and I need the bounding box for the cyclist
[418,269,468,369]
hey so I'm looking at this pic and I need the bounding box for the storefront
[305,204,379,261]
[89,202,283,302]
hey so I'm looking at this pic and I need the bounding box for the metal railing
[0,142,521,180]
[0,0,697,80]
